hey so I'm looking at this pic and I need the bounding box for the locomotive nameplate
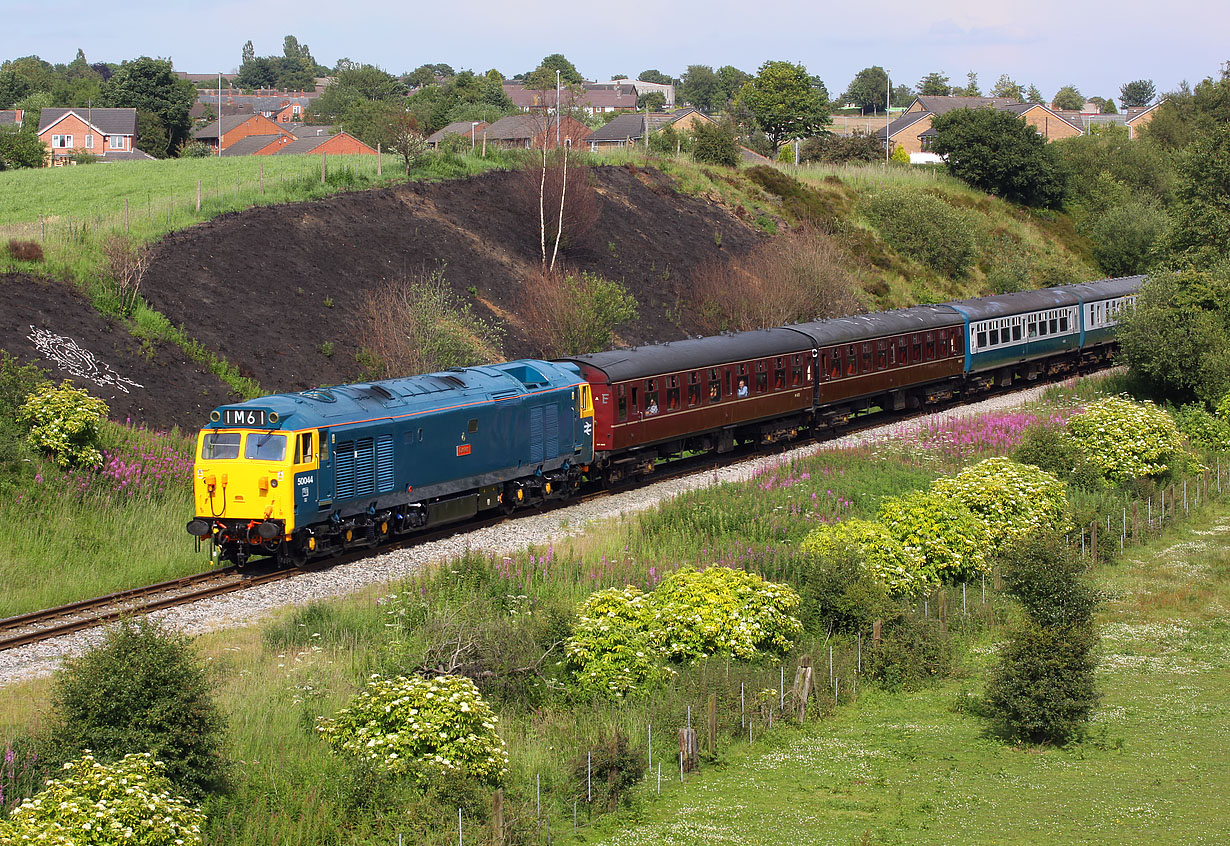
[456,444,471,456]
[223,409,267,427]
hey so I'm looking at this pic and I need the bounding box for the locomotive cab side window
[201,432,241,460]
[294,432,314,464]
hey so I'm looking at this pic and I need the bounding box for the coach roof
[560,328,810,382]
[787,305,963,348]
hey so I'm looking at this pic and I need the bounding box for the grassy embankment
[5,374,1226,846]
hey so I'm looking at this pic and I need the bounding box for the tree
[527,53,582,86]
[891,84,913,107]
[842,65,889,113]
[0,126,45,169]
[680,64,722,112]
[388,111,426,174]
[739,60,830,150]
[716,65,751,104]
[241,39,255,66]
[1116,267,1230,406]
[1052,84,1085,110]
[1159,124,1230,264]
[1120,78,1157,108]
[637,90,666,111]
[990,74,1024,100]
[916,71,951,96]
[405,63,442,88]
[930,107,1068,207]
[101,57,197,153]
[44,619,228,799]
[638,69,672,85]
[1026,84,1045,104]
[0,67,33,107]
[956,71,981,96]
[135,110,170,158]
[234,55,277,90]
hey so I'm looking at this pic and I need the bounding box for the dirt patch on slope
[140,164,763,393]
[0,274,235,431]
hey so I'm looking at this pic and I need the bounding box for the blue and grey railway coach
[1068,275,1144,350]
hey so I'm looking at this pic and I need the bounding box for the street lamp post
[885,69,891,165]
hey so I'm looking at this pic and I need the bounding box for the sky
[4,0,1228,101]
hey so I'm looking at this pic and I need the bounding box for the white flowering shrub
[0,752,204,846]
[564,586,671,698]
[316,674,508,787]
[1066,396,1187,481]
[930,457,1069,554]
[17,381,108,469]
[650,566,803,662]
[800,518,930,596]
[565,569,802,698]
[878,490,992,583]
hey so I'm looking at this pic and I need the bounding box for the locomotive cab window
[245,432,287,462]
[201,432,241,460]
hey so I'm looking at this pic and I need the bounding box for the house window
[111,135,125,150]
[85,134,94,149]
[52,134,73,148]
[920,135,935,151]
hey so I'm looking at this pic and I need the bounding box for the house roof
[913,95,1018,115]
[874,110,932,140]
[738,146,773,164]
[38,107,136,136]
[288,124,336,138]
[100,148,155,161]
[484,114,587,141]
[271,132,374,155]
[586,112,677,143]
[426,121,489,144]
[220,134,288,156]
[193,114,291,140]
[1125,102,1161,123]
[0,110,22,126]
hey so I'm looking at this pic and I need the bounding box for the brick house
[586,109,714,151]
[270,131,376,156]
[0,110,24,129]
[192,113,294,153]
[877,96,1085,157]
[426,121,490,149]
[36,107,142,163]
[482,115,592,149]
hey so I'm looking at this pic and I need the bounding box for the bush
[317,673,508,787]
[798,133,884,165]
[799,518,928,597]
[44,619,228,799]
[865,612,954,691]
[985,532,1100,744]
[930,457,1069,555]
[572,731,646,811]
[790,545,894,635]
[359,265,504,378]
[17,380,108,468]
[1171,402,1230,453]
[564,586,670,698]
[5,239,43,262]
[177,140,213,158]
[930,107,1068,208]
[1066,396,1187,481]
[0,752,205,845]
[691,120,740,167]
[519,269,638,358]
[0,351,49,420]
[865,188,977,276]
[1012,423,1104,491]
[877,489,992,584]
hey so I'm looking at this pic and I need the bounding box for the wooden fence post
[1132,501,1139,544]
[377,142,382,176]
[321,152,327,184]
[938,589,948,632]
[706,693,717,757]
[1090,519,1098,562]
[195,181,201,213]
[872,619,882,646]
[792,655,814,722]
[492,789,504,846]
[259,162,264,195]
[678,728,698,772]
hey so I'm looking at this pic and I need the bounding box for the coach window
[774,358,786,389]
[666,375,680,411]
[725,368,734,397]
[1012,323,1023,342]
[988,328,999,346]
[1059,314,1070,332]
[976,330,987,350]
[755,364,768,393]
[688,372,701,407]
[709,368,722,402]
[1028,319,1038,338]
[925,334,936,359]
[1049,317,1058,334]
[827,350,841,379]
[876,342,888,370]
[792,355,804,386]
[846,345,858,376]
[618,385,628,422]
[861,344,872,373]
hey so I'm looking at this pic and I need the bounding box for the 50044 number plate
[223,409,266,426]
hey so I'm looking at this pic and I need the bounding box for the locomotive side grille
[376,434,395,492]
[529,406,544,463]
[545,404,559,458]
[335,440,355,500]
[355,437,375,497]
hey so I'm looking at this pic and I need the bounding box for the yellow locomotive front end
[186,406,306,566]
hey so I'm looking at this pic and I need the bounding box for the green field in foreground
[586,511,1230,846]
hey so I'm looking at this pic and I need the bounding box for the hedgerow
[0,752,205,846]
[1065,396,1187,481]
[317,673,508,787]
[930,457,1069,554]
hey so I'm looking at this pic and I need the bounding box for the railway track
[0,370,1098,654]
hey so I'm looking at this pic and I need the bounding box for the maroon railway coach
[559,329,814,483]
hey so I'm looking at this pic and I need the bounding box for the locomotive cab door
[316,428,334,508]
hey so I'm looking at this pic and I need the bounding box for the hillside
[0,157,1098,430]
